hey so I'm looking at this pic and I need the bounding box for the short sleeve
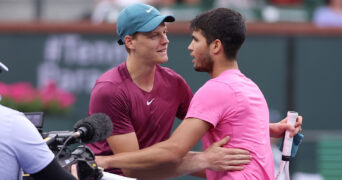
[12,115,54,174]
[185,81,236,127]
[89,82,134,135]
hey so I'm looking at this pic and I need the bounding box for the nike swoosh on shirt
[146,7,153,13]
[146,98,155,106]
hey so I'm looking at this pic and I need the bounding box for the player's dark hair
[190,8,246,60]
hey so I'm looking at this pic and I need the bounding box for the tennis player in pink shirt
[185,68,274,179]
[183,8,274,179]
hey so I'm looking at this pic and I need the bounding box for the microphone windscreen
[74,113,113,143]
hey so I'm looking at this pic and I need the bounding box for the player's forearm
[100,140,185,170]
[172,151,207,178]
[121,151,207,179]
[98,119,209,173]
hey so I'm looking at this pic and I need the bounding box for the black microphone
[73,113,113,144]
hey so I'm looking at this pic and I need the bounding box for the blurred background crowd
[0,0,341,27]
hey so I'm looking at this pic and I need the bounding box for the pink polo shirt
[185,69,274,180]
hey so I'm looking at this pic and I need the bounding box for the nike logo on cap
[146,98,155,106]
[146,7,153,13]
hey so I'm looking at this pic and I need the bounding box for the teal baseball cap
[116,3,175,45]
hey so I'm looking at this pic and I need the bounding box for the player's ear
[125,35,135,50]
[210,39,222,55]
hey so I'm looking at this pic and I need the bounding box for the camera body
[25,112,103,180]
